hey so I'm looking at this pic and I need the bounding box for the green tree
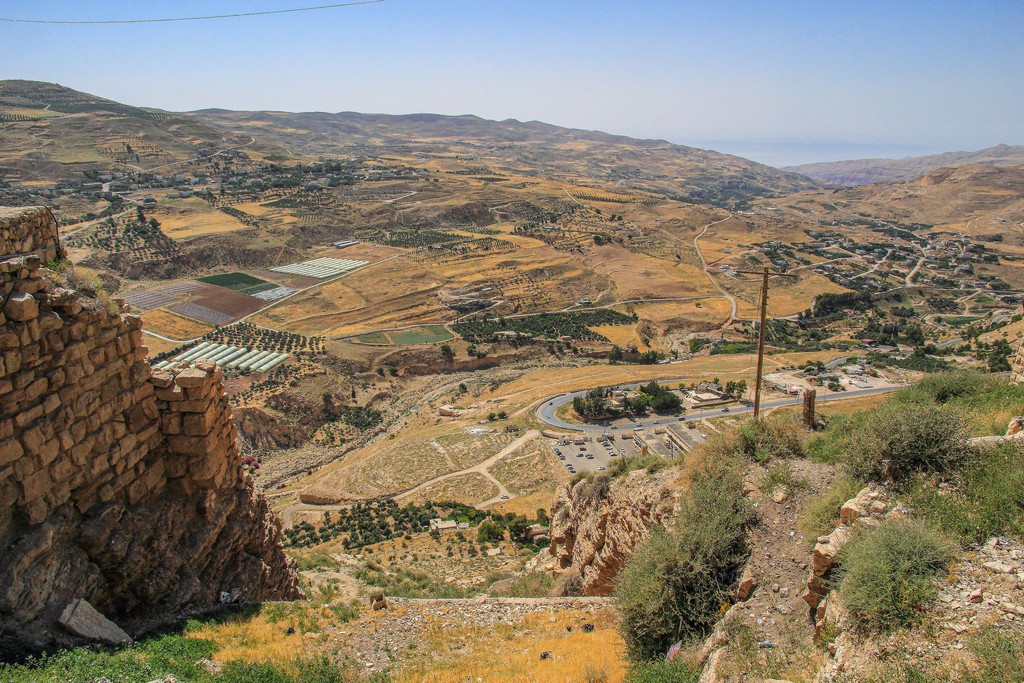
[440,344,455,363]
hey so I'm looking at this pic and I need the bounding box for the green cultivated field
[354,326,453,346]
[197,272,270,292]
[354,331,390,345]
[389,325,453,345]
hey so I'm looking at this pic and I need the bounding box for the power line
[0,1,385,25]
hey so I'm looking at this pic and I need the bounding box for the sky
[1,0,1022,167]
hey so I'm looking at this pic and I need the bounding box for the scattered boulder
[58,599,132,646]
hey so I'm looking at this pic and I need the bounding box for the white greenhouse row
[269,257,368,279]
[152,342,290,373]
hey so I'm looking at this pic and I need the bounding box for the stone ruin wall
[0,207,300,657]
[0,207,62,263]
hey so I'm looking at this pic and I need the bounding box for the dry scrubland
[302,423,525,503]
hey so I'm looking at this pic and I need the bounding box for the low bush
[615,460,753,661]
[626,659,702,683]
[731,416,804,463]
[838,520,953,633]
[910,442,1024,544]
[892,371,1024,437]
[0,636,367,683]
[895,370,1002,405]
[844,402,974,484]
[608,454,671,478]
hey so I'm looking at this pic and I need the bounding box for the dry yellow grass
[486,490,558,516]
[140,308,213,340]
[584,243,709,299]
[395,609,627,683]
[630,297,733,329]
[154,198,251,238]
[401,472,499,506]
[488,439,568,496]
[302,424,521,503]
[141,335,180,357]
[188,602,333,666]
[590,323,649,349]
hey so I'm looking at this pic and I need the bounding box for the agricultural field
[152,198,256,238]
[196,271,275,293]
[152,342,290,373]
[354,325,453,345]
[165,284,266,325]
[271,257,368,279]
[139,309,213,340]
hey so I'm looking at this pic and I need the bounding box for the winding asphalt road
[534,383,904,433]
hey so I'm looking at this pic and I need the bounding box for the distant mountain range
[784,144,1024,186]
[0,80,818,209]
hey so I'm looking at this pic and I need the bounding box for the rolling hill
[188,108,821,208]
[784,143,1024,186]
[0,80,290,180]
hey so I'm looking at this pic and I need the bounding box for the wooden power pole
[734,266,797,418]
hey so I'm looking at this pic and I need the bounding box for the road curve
[535,383,904,433]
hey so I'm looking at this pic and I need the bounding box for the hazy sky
[1,0,1022,166]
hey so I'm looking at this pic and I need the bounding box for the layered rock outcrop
[0,207,300,657]
[548,468,680,595]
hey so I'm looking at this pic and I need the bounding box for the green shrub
[140,635,218,677]
[895,370,1002,405]
[731,416,804,463]
[219,661,292,683]
[295,656,355,683]
[615,461,753,661]
[838,520,953,633]
[292,552,336,571]
[892,371,1024,437]
[609,454,672,478]
[844,402,974,483]
[910,442,1024,543]
[626,659,702,682]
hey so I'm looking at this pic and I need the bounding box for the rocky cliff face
[548,468,681,595]
[0,207,300,657]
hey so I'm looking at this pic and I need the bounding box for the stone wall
[0,206,62,262]
[0,208,300,657]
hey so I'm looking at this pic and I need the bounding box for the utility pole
[734,266,797,418]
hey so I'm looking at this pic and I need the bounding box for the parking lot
[546,422,709,475]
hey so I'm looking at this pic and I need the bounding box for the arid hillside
[189,108,821,208]
[785,143,1024,186]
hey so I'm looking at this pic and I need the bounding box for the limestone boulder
[58,599,132,646]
